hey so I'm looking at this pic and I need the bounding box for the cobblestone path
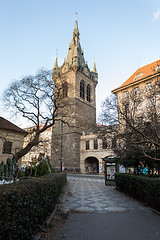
[59,174,148,213]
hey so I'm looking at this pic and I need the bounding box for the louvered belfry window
[80,80,85,99]
[87,84,91,102]
[63,82,68,98]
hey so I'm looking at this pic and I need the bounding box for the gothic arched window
[80,80,85,99]
[63,82,68,98]
[87,84,91,102]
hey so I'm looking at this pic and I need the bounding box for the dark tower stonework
[51,19,98,172]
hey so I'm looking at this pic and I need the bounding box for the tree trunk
[15,134,39,162]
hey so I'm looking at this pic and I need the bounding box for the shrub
[25,159,54,177]
[115,173,160,212]
[0,172,66,240]
[36,160,54,177]
[25,166,36,176]
[0,158,16,180]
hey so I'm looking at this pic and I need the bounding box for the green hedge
[0,172,67,240]
[115,173,160,212]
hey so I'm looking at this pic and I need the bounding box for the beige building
[112,59,160,116]
[21,126,52,167]
[0,117,26,164]
[80,126,116,174]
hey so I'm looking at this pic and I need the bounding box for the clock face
[84,67,89,76]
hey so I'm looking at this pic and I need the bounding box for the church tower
[51,19,98,172]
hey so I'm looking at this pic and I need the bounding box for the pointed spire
[73,13,79,38]
[66,16,85,67]
[93,58,97,73]
[75,13,78,30]
[54,51,58,68]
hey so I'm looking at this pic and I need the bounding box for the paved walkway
[59,174,147,213]
[41,174,160,240]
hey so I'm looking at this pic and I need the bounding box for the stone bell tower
[51,19,98,172]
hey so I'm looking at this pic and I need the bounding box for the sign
[62,162,65,171]
[119,165,125,173]
[106,164,115,180]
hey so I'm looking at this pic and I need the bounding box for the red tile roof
[112,59,160,92]
[0,117,26,134]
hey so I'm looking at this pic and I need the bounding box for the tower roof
[66,19,86,67]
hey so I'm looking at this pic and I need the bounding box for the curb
[34,204,58,240]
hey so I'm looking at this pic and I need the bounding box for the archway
[85,157,99,174]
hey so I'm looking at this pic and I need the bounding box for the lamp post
[60,119,64,171]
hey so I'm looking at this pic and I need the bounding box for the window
[63,82,68,98]
[86,140,89,150]
[2,141,12,154]
[80,80,85,99]
[146,82,152,90]
[112,138,116,148]
[123,91,128,98]
[155,66,160,72]
[134,73,143,81]
[102,140,107,149]
[94,139,98,150]
[125,104,129,113]
[135,100,142,110]
[149,97,155,107]
[86,84,91,102]
[134,87,140,95]
[137,116,142,122]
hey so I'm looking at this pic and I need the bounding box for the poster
[107,163,115,180]
[119,165,126,173]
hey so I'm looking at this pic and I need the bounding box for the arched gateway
[85,157,99,174]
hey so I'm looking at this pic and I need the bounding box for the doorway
[85,157,99,174]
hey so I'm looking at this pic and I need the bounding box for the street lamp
[60,119,64,171]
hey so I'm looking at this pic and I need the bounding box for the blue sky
[0,0,160,126]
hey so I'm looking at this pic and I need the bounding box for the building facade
[112,60,160,116]
[112,60,160,175]
[80,125,116,174]
[21,126,52,167]
[0,117,26,164]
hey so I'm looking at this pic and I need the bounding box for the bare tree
[100,94,118,125]
[100,80,160,174]
[3,69,64,163]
